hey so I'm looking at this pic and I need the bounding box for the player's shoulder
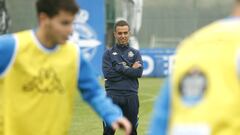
[196,18,240,40]
[0,33,16,49]
[177,18,240,55]
[181,18,240,43]
[219,17,240,25]
[0,33,15,42]
[66,40,78,46]
[64,40,81,50]
[0,34,17,73]
[175,21,220,54]
[217,17,240,31]
[12,30,34,40]
[189,18,239,36]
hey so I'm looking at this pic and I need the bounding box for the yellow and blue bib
[170,19,240,135]
[1,30,79,135]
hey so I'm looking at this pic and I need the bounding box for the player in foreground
[149,0,240,134]
[0,0,131,135]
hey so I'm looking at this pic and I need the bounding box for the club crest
[128,51,134,57]
[179,68,207,106]
[112,52,118,55]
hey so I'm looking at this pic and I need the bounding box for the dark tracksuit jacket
[102,44,143,94]
[102,44,143,134]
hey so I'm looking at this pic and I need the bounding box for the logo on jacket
[128,51,134,57]
[179,68,207,106]
[112,52,118,55]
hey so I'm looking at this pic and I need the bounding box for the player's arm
[102,49,125,81]
[113,51,143,78]
[77,52,129,128]
[149,79,171,135]
[0,34,17,77]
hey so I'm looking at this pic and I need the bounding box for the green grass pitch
[69,78,163,135]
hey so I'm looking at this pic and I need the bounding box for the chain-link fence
[115,0,234,48]
[4,0,235,48]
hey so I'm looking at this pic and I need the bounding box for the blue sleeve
[149,79,171,135]
[78,52,122,125]
[102,50,125,81]
[0,34,16,76]
[114,51,143,78]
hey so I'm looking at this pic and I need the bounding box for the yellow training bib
[170,19,240,135]
[1,30,79,135]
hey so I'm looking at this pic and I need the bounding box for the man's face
[114,25,130,45]
[44,10,75,45]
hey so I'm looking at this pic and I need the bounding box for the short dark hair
[36,0,79,18]
[114,20,130,32]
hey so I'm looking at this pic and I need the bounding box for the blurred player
[0,0,132,135]
[149,0,240,134]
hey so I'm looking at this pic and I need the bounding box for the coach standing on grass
[102,20,143,135]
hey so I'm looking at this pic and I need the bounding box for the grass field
[69,78,163,135]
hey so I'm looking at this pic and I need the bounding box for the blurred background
[0,0,235,134]
[1,0,233,78]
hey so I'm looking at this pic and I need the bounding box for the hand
[111,117,132,135]
[132,61,142,69]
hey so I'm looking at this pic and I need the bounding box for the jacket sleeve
[78,52,122,126]
[149,79,171,135]
[113,50,143,78]
[0,34,16,77]
[102,50,125,81]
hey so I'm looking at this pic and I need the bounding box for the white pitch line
[141,97,157,103]
[139,92,158,97]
